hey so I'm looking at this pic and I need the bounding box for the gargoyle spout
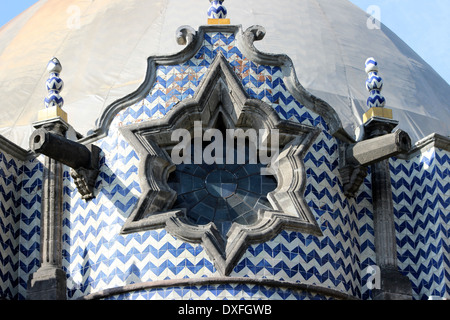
[346,130,411,167]
[30,128,100,200]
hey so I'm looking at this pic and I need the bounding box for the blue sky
[0,1,449,84]
[349,0,450,85]
[0,1,39,27]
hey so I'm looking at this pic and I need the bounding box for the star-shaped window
[120,54,322,275]
[167,117,279,236]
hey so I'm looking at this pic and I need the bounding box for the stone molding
[80,277,358,301]
[0,134,34,161]
[403,133,450,159]
[79,24,353,146]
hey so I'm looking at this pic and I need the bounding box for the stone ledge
[80,277,359,301]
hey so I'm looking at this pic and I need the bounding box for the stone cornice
[414,133,450,152]
[395,133,450,160]
[79,277,358,301]
[0,134,34,161]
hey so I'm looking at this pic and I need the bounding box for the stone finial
[44,57,64,109]
[365,57,386,108]
[208,0,227,19]
[363,58,393,124]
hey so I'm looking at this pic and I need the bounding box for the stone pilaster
[27,122,68,300]
[363,58,412,300]
[367,125,413,300]
[27,58,68,300]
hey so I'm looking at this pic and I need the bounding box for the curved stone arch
[119,53,322,275]
[79,24,353,146]
[79,25,238,145]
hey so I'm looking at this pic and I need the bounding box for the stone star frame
[119,52,322,276]
[82,25,349,276]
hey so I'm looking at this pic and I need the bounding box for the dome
[0,0,449,148]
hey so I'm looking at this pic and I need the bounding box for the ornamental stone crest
[79,23,345,276]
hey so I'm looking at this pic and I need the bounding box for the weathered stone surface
[27,267,67,300]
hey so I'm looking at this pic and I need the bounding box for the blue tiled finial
[365,57,386,108]
[208,0,227,19]
[44,57,64,109]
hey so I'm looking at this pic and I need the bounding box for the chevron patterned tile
[102,283,333,300]
[0,155,19,300]
[16,156,45,300]
[2,28,446,301]
[106,29,359,299]
[111,31,327,135]
[232,229,362,297]
[64,130,218,299]
[391,148,450,299]
[0,150,29,300]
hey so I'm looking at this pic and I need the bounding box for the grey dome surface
[0,0,449,148]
